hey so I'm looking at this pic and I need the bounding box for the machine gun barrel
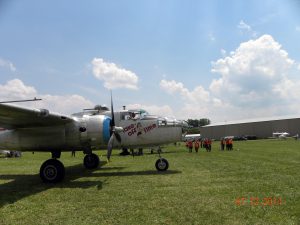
[0,97,42,104]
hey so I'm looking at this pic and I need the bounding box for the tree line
[187,118,211,127]
[186,118,211,134]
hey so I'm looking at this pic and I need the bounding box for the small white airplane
[0,149,22,157]
[0,96,187,183]
[272,132,290,139]
[0,149,11,157]
[182,134,201,141]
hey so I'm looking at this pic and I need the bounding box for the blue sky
[1,0,300,122]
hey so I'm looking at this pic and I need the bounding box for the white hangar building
[199,116,300,140]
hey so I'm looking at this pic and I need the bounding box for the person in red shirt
[225,138,230,150]
[220,138,225,151]
[188,140,193,153]
[208,139,212,152]
[228,138,233,150]
[194,140,200,153]
[204,138,209,152]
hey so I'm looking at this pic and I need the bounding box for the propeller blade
[115,132,121,143]
[107,91,123,161]
[110,90,115,127]
[107,134,115,160]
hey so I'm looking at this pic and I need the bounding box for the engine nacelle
[0,115,112,152]
[76,115,111,149]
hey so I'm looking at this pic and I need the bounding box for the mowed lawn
[0,139,299,225]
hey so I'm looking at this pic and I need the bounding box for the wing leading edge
[0,103,74,129]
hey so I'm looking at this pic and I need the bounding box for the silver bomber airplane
[0,97,187,183]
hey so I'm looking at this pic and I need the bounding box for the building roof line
[204,115,300,127]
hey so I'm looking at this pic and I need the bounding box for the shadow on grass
[0,161,181,207]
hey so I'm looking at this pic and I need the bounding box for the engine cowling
[0,115,113,152]
[78,115,111,148]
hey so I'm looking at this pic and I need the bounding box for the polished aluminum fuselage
[0,115,110,151]
[0,110,185,152]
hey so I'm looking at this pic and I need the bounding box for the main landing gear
[40,151,65,183]
[39,150,100,183]
[155,148,169,171]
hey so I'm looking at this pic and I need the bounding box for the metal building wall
[200,118,300,140]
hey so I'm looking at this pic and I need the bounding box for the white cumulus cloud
[160,34,300,122]
[210,34,294,106]
[159,79,216,119]
[0,58,16,72]
[160,79,211,104]
[237,20,257,37]
[238,20,251,31]
[160,79,189,95]
[0,79,94,114]
[92,58,138,90]
[220,49,227,57]
[0,79,36,100]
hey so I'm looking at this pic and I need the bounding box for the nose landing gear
[155,148,169,171]
[83,153,100,169]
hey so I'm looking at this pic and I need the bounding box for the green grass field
[0,139,299,225]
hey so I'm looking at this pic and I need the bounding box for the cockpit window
[121,109,149,120]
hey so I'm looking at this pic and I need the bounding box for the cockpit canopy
[121,109,151,120]
[119,109,186,128]
[157,117,185,127]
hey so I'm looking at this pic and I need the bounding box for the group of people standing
[186,138,212,153]
[220,138,233,150]
[185,137,234,153]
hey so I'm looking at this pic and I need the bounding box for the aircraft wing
[0,103,74,129]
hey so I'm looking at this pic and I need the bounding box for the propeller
[107,91,123,161]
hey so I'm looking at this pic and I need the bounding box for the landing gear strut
[39,149,100,182]
[155,148,169,171]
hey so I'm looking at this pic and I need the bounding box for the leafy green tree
[187,119,199,128]
[187,118,211,128]
[186,118,210,134]
[187,127,200,134]
[199,118,210,127]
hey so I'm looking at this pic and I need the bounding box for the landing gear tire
[84,153,100,169]
[40,159,65,183]
[155,158,169,171]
